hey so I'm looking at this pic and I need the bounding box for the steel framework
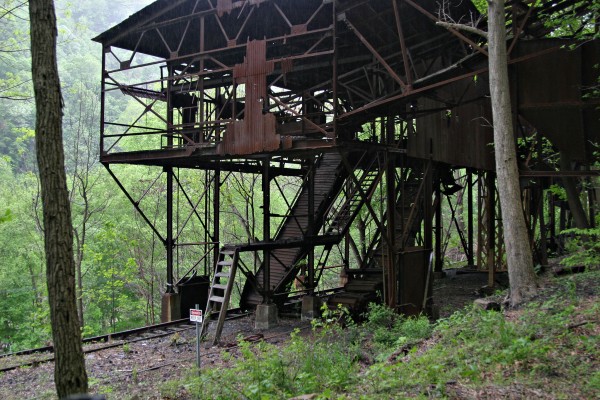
[94,0,600,321]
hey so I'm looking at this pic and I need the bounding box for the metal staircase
[237,150,399,310]
[240,152,346,309]
[322,154,384,237]
[362,166,426,269]
[327,166,427,312]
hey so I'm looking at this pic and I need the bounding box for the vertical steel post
[549,189,556,243]
[195,303,201,371]
[435,178,443,272]
[538,185,548,266]
[166,168,174,293]
[307,158,315,294]
[588,177,596,228]
[467,170,474,267]
[263,158,271,303]
[100,47,107,155]
[332,0,338,142]
[199,15,205,143]
[424,162,433,252]
[165,63,175,294]
[213,165,221,273]
[385,116,397,307]
[486,172,496,287]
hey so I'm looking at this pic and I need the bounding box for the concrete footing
[255,303,278,329]
[301,296,322,321]
[161,292,181,323]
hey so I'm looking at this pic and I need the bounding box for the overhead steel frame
[95,0,444,314]
[95,0,599,318]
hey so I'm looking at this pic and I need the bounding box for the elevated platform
[94,0,600,323]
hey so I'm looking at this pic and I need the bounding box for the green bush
[364,303,433,357]
[163,325,360,399]
[560,226,600,270]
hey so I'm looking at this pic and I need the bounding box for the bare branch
[436,21,488,39]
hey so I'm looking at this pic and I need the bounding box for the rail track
[0,310,249,373]
[0,288,343,374]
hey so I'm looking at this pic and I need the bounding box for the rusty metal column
[538,185,548,266]
[332,0,338,142]
[213,165,221,272]
[100,47,107,155]
[486,172,496,288]
[588,177,596,229]
[165,63,175,294]
[467,170,474,267]
[549,189,556,245]
[262,158,271,303]
[166,168,174,293]
[424,162,433,252]
[434,178,443,273]
[386,116,397,307]
[307,159,315,294]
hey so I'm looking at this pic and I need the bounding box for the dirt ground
[433,269,510,317]
[0,270,508,399]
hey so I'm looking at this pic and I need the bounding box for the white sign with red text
[190,309,203,323]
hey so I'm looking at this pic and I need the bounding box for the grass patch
[161,270,599,399]
[162,323,360,399]
[354,270,600,399]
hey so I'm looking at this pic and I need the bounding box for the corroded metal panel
[219,40,280,155]
[516,40,600,162]
[216,0,233,17]
[409,81,495,171]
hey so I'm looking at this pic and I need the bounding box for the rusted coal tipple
[94,0,599,337]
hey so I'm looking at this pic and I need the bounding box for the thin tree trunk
[29,0,88,397]
[488,0,537,306]
[560,153,590,229]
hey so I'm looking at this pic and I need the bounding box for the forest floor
[0,263,597,399]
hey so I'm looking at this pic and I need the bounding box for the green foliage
[470,0,487,14]
[85,222,147,334]
[548,183,567,201]
[560,225,600,269]
[0,209,12,224]
[157,271,600,399]
[358,272,599,399]
[363,303,433,357]
[162,325,360,400]
[542,0,600,41]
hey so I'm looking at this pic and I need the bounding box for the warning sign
[190,309,203,323]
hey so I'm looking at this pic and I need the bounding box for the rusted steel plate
[220,40,280,155]
[516,40,600,162]
[217,0,233,17]
[409,81,495,171]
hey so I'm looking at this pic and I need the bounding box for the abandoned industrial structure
[94,0,599,342]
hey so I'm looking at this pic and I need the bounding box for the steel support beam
[166,167,175,293]
[385,116,397,308]
[262,158,271,303]
[307,158,315,294]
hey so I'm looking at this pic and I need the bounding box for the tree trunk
[29,0,88,397]
[488,0,537,306]
[560,153,590,229]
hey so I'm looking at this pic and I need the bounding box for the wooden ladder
[200,246,239,345]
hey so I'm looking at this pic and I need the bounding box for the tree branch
[436,21,488,39]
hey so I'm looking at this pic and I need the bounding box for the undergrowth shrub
[163,309,360,400]
[359,274,599,398]
[363,303,433,358]
[162,272,599,399]
[560,225,600,270]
